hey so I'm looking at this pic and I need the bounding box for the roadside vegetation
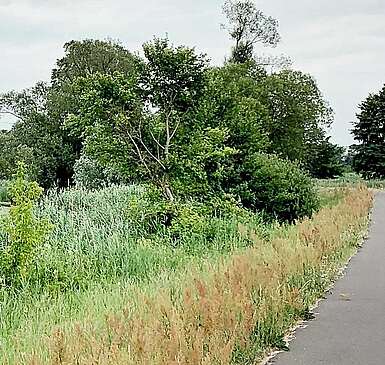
[0,184,371,364]
[0,0,380,364]
[316,173,385,189]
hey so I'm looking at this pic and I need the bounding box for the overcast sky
[1,0,385,146]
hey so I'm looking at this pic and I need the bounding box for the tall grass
[10,186,372,364]
[0,179,9,202]
[0,185,271,363]
[29,185,268,291]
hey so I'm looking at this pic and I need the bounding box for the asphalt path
[271,192,385,365]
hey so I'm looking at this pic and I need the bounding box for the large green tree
[67,38,217,201]
[352,85,385,178]
[0,83,74,187]
[0,39,142,187]
[261,70,333,163]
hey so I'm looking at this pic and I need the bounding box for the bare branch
[0,110,25,122]
[138,119,166,170]
[169,118,180,141]
[149,129,165,150]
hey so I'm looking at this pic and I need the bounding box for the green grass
[0,185,269,362]
[7,187,372,364]
[31,185,270,290]
[0,185,352,363]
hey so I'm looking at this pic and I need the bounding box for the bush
[0,163,52,287]
[73,155,123,190]
[233,153,319,222]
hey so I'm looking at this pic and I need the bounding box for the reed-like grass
[0,185,270,363]
[10,186,372,365]
[0,179,9,202]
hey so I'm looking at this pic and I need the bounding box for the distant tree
[0,83,74,187]
[343,147,355,172]
[222,0,280,63]
[352,85,385,178]
[52,39,141,86]
[306,137,345,178]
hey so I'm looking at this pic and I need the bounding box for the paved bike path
[271,192,385,365]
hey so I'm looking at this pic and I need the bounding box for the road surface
[271,192,385,365]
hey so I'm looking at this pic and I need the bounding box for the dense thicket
[352,85,385,178]
[0,1,344,221]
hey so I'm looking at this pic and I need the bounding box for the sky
[1,0,385,146]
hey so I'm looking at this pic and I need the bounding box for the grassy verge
[0,185,269,363]
[9,186,372,364]
[316,173,385,189]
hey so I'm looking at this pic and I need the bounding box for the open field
[0,186,372,364]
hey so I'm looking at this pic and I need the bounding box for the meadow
[0,181,373,364]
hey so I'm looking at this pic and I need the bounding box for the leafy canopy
[352,85,385,178]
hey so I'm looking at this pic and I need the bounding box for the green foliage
[68,38,209,201]
[171,127,238,197]
[195,63,270,157]
[261,70,333,162]
[0,82,76,188]
[306,137,345,178]
[141,37,208,113]
[0,40,142,189]
[5,184,265,293]
[73,154,123,189]
[0,163,52,287]
[52,39,142,86]
[352,84,385,178]
[232,153,319,222]
[124,185,171,234]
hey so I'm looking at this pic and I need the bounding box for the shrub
[124,185,171,234]
[73,155,123,190]
[0,163,52,287]
[233,153,319,222]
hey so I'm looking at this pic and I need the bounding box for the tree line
[0,0,346,221]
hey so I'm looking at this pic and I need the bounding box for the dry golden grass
[23,187,373,365]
